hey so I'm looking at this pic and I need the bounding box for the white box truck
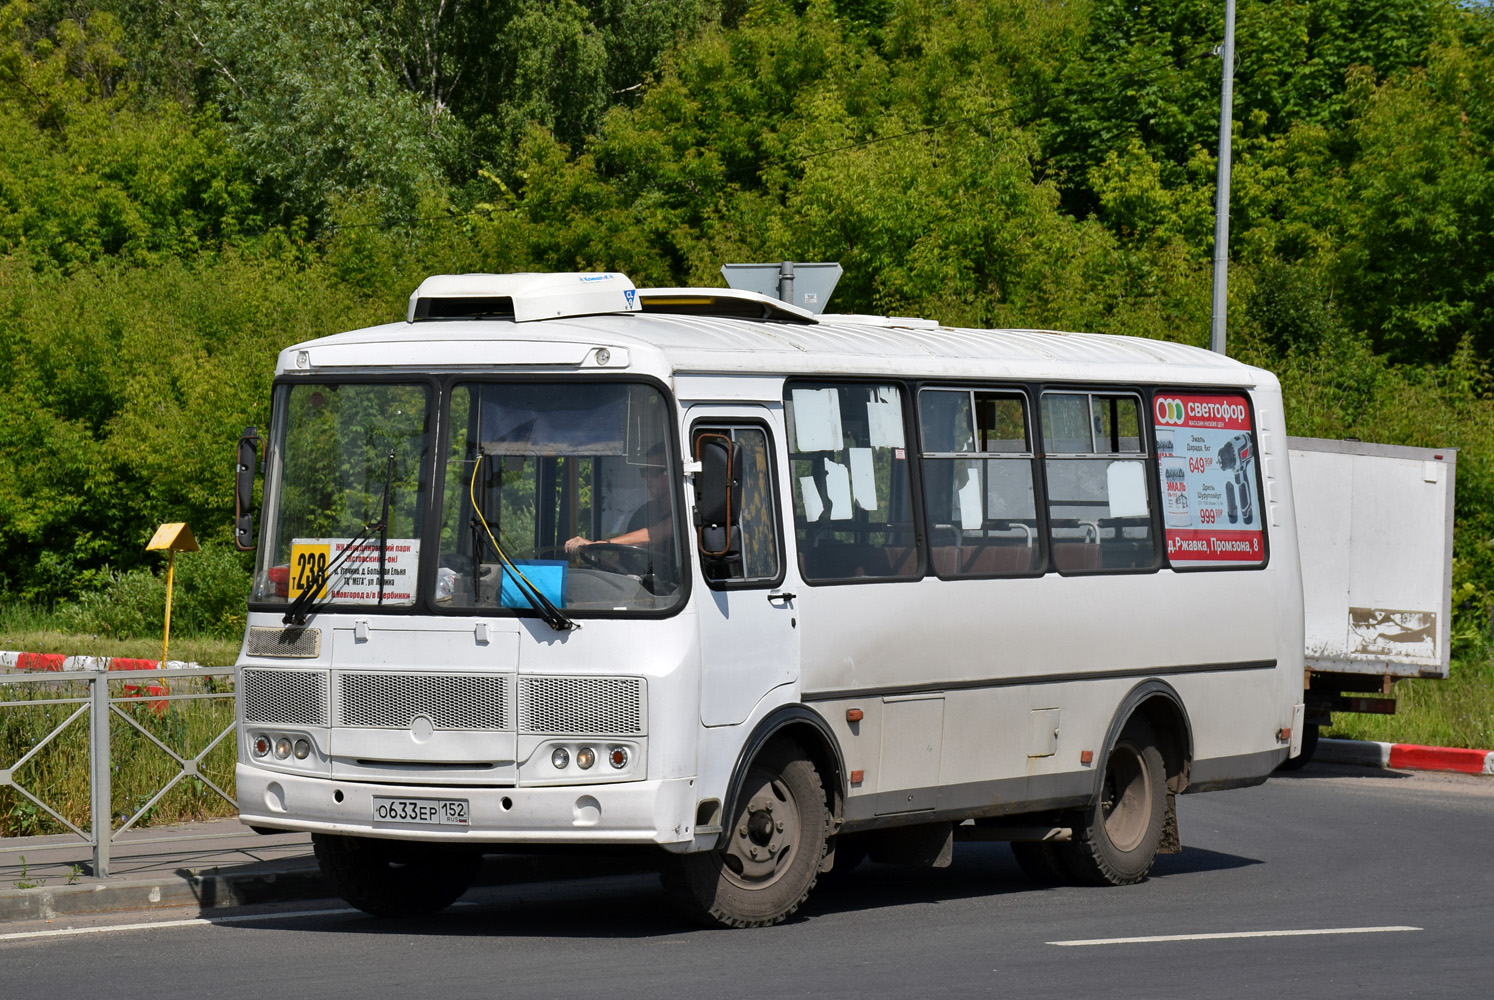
[1287,437,1457,764]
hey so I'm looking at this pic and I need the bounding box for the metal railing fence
[0,663,238,877]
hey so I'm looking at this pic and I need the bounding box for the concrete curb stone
[0,863,329,923]
[0,849,655,926]
[1317,737,1494,775]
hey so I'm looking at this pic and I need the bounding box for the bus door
[688,408,800,727]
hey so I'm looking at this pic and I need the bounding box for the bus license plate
[372,797,469,826]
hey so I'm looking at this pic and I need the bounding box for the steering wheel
[577,542,652,578]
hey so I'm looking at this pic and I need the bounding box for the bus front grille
[336,673,510,730]
[242,668,328,726]
[518,676,646,736]
[239,669,645,737]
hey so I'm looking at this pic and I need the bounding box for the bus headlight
[551,747,570,769]
[576,747,596,770]
[608,746,629,769]
[252,734,271,757]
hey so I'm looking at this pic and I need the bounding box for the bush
[58,543,252,642]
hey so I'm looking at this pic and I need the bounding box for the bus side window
[918,388,1042,577]
[1041,391,1157,573]
[785,382,920,583]
[691,425,782,586]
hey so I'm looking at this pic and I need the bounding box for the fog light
[551,747,570,769]
[609,746,629,769]
[252,734,271,757]
[294,738,311,760]
[577,747,596,770]
[274,737,292,759]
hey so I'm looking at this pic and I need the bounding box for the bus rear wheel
[312,834,481,918]
[663,740,829,928]
[1057,716,1166,886]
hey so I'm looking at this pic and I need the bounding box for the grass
[0,628,240,667]
[1324,645,1494,750]
[1,610,242,839]
[0,672,239,839]
[0,601,241,666]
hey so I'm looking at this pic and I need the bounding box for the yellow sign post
[146,523,199,670]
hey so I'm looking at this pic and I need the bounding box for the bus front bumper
[236,764,698,846]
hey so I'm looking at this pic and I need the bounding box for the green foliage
[57,542,252,640]
[0,2,258,267]
[0,0,1490,727]
[1327,639,1494,749]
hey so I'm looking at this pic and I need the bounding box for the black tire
[1276,722,1319,771]
[1056,716,1167,886]
[312,834,481,918]
[1011,841,1071,885]
[662,740,829,928]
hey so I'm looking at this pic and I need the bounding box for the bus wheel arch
[1103,681,1194,797]
[1056,682,1193,885]
[665,723,835,927]
[716,706,846,850]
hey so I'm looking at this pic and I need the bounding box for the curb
[1317,738,1494,775]
[0,864,329,923]
[0,852,655,925]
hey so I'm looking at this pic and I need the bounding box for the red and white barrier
[1318,738,1494,776]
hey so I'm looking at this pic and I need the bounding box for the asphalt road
[4,762,1492,998]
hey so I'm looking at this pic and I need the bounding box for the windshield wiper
[282,453,395,626]
[469,453,578,632]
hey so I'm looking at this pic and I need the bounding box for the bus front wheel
[1058,716,1166,886]
[663,740,829,928]
[312,834,481,918]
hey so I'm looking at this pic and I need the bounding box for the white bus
[233,271,1306,927]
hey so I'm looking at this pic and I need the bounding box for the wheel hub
[1101,740,1152,853]
[722,767,801,888]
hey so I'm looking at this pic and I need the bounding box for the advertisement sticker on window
[1153,394,1264,565]
[289,538,421,603]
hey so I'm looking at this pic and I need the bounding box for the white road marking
[0,906,357,943]
[1049,925,1422,947]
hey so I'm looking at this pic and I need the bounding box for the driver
[564,453,677,588]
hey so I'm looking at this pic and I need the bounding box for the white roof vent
[407,272,640,323]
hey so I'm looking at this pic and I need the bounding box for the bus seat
[1052,542,1101,571]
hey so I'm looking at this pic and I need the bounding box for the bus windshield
[252,381,432,607]
[435,381,684,614]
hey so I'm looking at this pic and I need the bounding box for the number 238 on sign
[289,543,331,599]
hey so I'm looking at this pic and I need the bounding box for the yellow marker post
[146,523,199,671]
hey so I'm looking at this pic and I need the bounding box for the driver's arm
[565,517,668,556]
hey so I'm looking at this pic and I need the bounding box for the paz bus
[232,270,1306,927]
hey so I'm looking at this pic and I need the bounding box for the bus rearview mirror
[235,425,261,551]
[694,434,741,557]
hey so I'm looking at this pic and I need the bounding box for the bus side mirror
[235,426,261,551]
[694,434,741,558]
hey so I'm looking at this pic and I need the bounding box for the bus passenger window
[785,382,919,583]
[1041,391,1157,573]
[691,426,782,586]
[918,389,1041,578]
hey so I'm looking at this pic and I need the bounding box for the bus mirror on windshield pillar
[234,426,261,551]
[694,434,741,558]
